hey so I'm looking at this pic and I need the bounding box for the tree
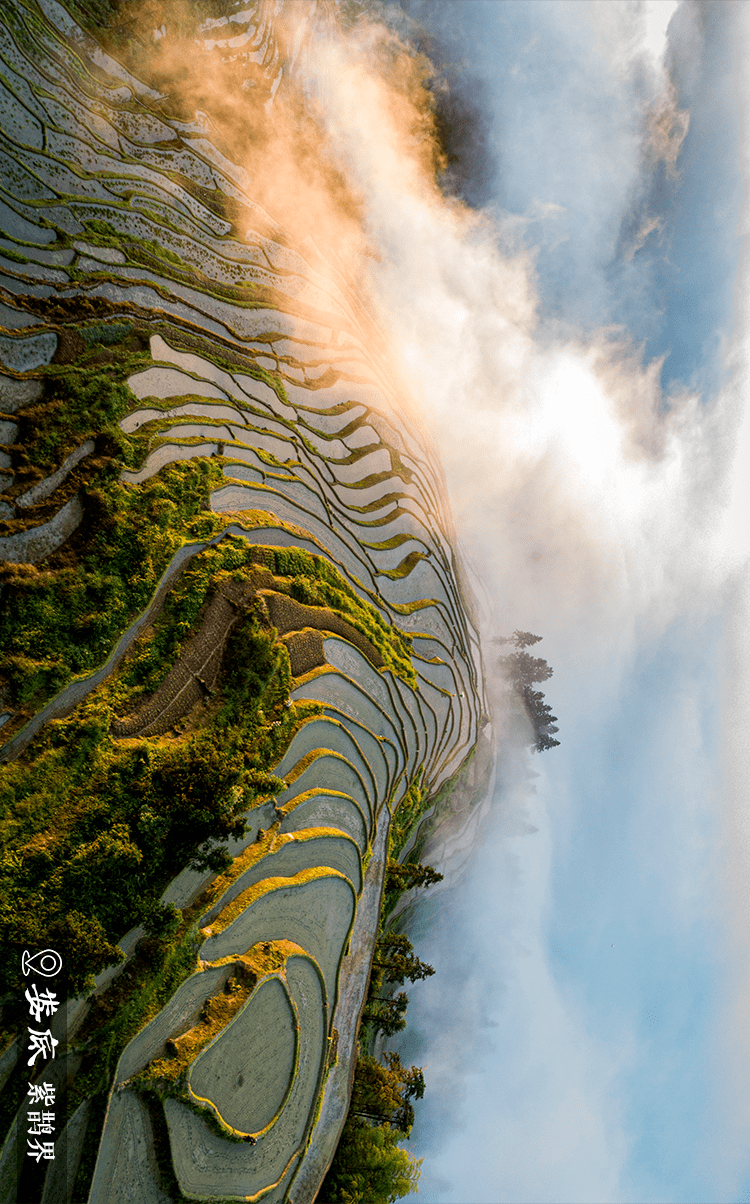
[321,1052,425,1201]
[535,733,561,752]
[373,933,434,985]
[515,630,543,648]
[149,740,248,871]
[47,910,124,997]
[141,900,182,941]
[500,650,553,687]
[351,1052,425,1134]
[364,992,408,1037]
[320,1118,422,1203]
[494,630,543,649]
[385,860,443,893]
[189,840,233,874]
[497,633,561,754]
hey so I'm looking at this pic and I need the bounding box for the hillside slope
[0,3,486,1201]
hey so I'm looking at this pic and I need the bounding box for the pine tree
[385,860,443,893]
[535,733,561,752]
[497,633,561,753]
[373,933,435,985]
[493,630,543,648]
[501,650,554,686]
[364,992,408,1037]
[512,630,543,648]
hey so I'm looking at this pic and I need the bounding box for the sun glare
[519,354,626,490]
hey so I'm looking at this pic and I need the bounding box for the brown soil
[263,592,384,671]
[282,629,326,677]
[111,575,270,739]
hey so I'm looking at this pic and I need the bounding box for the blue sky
[401,0,743,397]
[311,1,750,1201]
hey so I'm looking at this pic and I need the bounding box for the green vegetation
[16,366,139,474]
[68,918,206,1202]
[0,338,231,724]
[0,246,30,264]
[362,991,408,1039]
[272,546,415,687]
[0,456,224,710]
[321,1053,424,1203]
[149,322,290,408]
[4,909,207,1204]
[75,217,313,318]
[0,14,482,1204]
[0,605,292,999]
[1,453,414,728]
[385,861,443,895]
[136,975,257,1096]
[109,540,250,705]
[372,932,435,987]
[378,549,427,581]
[1,516,413,1197]
[0,311,417,1012]
[388,769,428,856]
[0,312,284,728]
[321,1119,422,1203]
[350,1052,425,1134]
[322,776,444,1202]
[80,322,134,347]
[361,916,438,1041]
[0,563,316,1198]
[402,745,491,872]
[130,939,306,1148]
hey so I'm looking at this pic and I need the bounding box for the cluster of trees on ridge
[322,859,442,1202]
[497,630,561,752]
[363,929,436,1040]
[362,862,441,1040]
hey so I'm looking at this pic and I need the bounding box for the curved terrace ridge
[0,5,488,1203]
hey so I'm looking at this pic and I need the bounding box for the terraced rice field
[190,975,298,1135]
[0,3,486,1200]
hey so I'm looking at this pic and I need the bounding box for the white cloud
[292,2,750,1199]
[643,0,681,63]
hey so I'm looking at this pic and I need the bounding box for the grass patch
[17,362,145,475]
[80,322,134,347]
[0,246,29,264]
[388,770,428,859]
